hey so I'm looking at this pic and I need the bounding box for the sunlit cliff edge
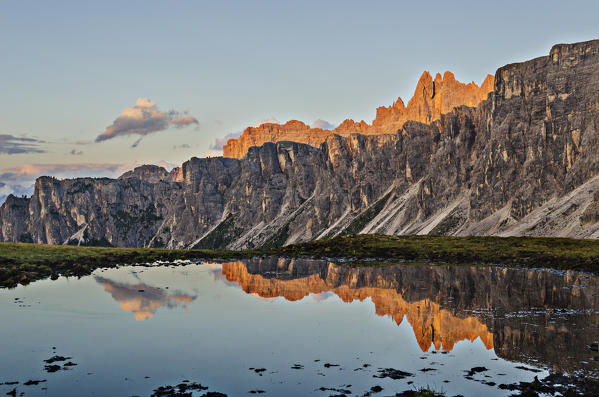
[223,71,494,159]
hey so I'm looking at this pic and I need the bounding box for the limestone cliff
[222,71,494,158]
[2,39,599,246]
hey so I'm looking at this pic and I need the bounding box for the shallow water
[1,258,598,396]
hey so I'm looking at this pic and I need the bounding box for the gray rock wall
[2,39,599,247]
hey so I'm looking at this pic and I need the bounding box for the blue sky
[1,0,599,200]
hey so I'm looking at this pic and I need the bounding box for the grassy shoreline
[2,234,599,288]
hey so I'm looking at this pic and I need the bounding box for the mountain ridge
[2,39,599,247]
[223,71,494,158]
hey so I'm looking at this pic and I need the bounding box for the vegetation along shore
[2,234,599,288]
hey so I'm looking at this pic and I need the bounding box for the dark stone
[373,368,413,380]
[43,355,70,364]
[23,380,46,386]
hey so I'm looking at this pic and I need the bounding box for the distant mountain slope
[223,71,494,158]
[2,39,599,247]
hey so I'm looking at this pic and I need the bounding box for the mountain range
[1,39,599,247]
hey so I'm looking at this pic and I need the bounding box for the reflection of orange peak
[222,261,493,352]
[222,71,494,158]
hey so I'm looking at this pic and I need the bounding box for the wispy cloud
[210,132,241,150]
[95,98,198,143]
[253,118,279,127]
[0,134,46,154]
[210,118,280,150]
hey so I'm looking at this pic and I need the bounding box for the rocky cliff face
[2,39,599,246]
[221,258,599,373]
[222,71,494,159]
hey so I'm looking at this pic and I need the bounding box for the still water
[0,258,597,396]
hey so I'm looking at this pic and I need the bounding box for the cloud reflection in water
[95,276,196,321]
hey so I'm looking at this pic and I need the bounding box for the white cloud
[252,117,279,127]
[210,131,242,150]
[95,98,198,143]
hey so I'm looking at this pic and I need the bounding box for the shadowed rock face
[222,71,494,159]
[221,258,599,373]
[2,40,599,246]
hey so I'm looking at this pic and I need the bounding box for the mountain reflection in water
[222,260,494,352]
[95,276,196,321]
[221,258,599,374]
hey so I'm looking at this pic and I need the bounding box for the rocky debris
[318,386,352,394]
[249,367,266,376]
[514,365,543,373]
[393,389,445,397]
[43,354,76,372]
[43,355,71,364]
[43,365,62,373]
[23,380,46,386]
[3,40,599,248]
[499,372,599,396]
[150,381,208,396]
[464,366,488,377]
[373,368,413,380]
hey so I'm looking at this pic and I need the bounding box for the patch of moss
[192,213,243,249]
[340,192,392,236]
[261,222,290,249]
[429,210,465,236]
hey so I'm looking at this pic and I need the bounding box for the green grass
[340,192,392,236]
[2,233,599,288]
[276,234,599,272]
[0,242,261,288]
[192,213,244,249]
